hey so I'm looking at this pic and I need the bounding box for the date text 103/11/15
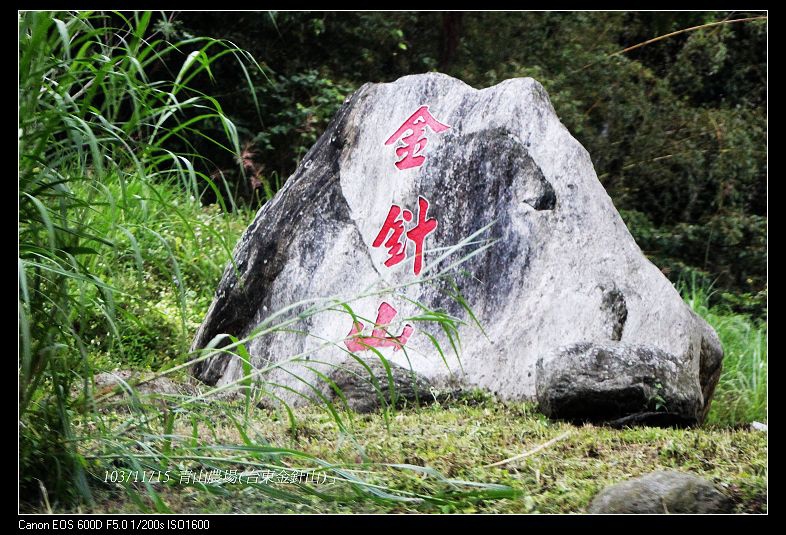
[104,469,171,483]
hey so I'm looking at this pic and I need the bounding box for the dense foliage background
[18,11,766,511]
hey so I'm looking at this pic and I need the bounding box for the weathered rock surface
[73,370,199,411]
[537,342,703,426]
[92,370,197,397]
[191,72,722,423]
[588,470,733,514]
[327,359,434,413]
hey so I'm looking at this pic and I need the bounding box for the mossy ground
[78,396,766,514]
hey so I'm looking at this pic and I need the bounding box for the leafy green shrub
[248,69,354,178]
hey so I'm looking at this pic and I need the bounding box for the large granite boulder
[191,72,722,424]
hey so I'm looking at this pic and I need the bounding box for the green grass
[682,280,767,426]
[37,398,767,514]
[65,175,251,371]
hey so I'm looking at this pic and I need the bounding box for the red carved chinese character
[372,204,412,268]
[407,197,438,276]
[344,302,414,352]
[372,196,437,276]
[384,105,450,170]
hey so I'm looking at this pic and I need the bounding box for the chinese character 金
[384,105,450,170]
[344,301,413,353]
[373,196,437,276]
[276,470,298,484]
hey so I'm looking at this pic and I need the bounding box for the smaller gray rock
[588,470,733,514]
[327,359,433,413]
[536,341,702,426]
[751,421,768,432]
[92,370,197,397]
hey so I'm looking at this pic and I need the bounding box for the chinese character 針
[373,196,437,276]
[344,301,414,353]
[384,105,450,170]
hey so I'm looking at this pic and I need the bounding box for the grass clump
[18,10,260,506]
[681,279,767,426]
